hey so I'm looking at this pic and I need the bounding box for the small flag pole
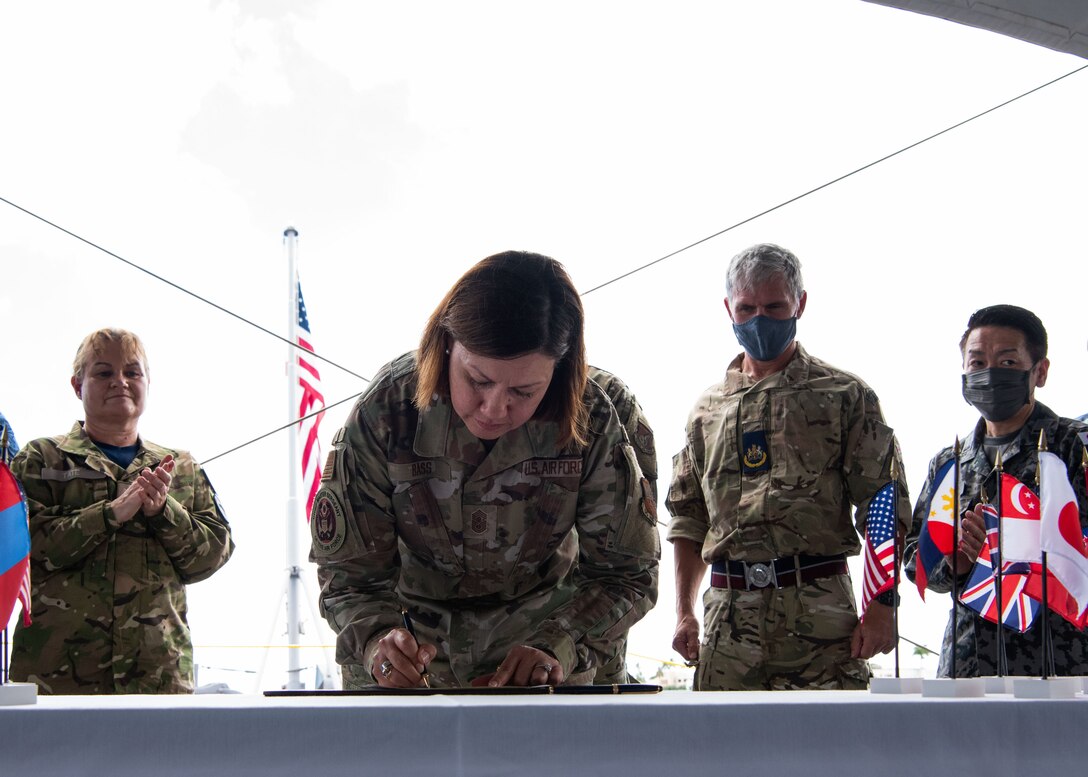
[993,449,1007,676]
[1,425,8,685]
[891,458,901,679]
[1036,430,1053,680]
[284,227,303,690]
[950,436,961,680]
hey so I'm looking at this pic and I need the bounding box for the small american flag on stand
[861,481,897,613]
[297,282,325,521]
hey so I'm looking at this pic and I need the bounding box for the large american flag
[297,282,325,521]
[861,481,897,613]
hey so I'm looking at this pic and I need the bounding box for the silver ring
[536,663,553,674]
[379,659,393,678]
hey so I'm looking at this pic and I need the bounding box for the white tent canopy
[865,0,1088,58]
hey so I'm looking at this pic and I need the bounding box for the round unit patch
[311,488,347,555]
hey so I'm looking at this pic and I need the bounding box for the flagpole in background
[284,227,303,690]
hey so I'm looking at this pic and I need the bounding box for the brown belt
[710,554,848,591]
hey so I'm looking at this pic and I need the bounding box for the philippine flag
[925,459,957,555]
[915,458,955,599]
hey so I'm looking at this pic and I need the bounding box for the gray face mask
[732,315,796,362]
[961,366,1031,422]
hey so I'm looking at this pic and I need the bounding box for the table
[3,689,1086,776]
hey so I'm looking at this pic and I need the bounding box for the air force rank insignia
[741,431,771,474]
[466,506,497,541]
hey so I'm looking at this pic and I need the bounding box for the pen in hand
[400,607,431,688]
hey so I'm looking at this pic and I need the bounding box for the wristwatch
[875,589,900,607]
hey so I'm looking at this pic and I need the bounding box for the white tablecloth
[3,689,1086,776]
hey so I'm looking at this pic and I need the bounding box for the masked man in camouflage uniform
[905,305,1088,676]
[667,243,910,690]
[10,329,234,694]
[312,252,659,689]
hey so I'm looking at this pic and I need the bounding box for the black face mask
[961,367,1031,422]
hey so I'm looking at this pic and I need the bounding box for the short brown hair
[415,251,589,447]
[73,328,149,380]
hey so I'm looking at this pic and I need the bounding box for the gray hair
[726,243,804,303]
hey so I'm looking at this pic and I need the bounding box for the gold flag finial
[994,447,1003,471]
[890,457,898,482]
[1037,429,1048,453]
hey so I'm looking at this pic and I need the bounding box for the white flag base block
[982,676,1014,694]
[869,676,923,694]
[921,677,986,697]
[1012,677,1081,699]
[0,681,38,706]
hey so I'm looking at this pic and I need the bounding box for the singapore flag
[1001,473,1041,564]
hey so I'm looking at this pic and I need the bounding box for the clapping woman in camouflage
[9,328,234,693]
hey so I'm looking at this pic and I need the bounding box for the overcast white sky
[3,0,1086,690]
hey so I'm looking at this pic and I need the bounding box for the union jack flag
[959,503,1037,633]
[862,481,897,613]
[297,282,325,521]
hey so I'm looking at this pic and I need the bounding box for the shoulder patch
[633,420,655,457]
[311,488,347,555]
[321,451,336,482]
[201,470,228,522]
[639,477,657,523]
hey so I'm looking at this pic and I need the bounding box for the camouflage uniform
[587,367,657,684]
[9,422,234,694]
[667,344,910,690]
[311,353,660,688]
[904,403,1088,676]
